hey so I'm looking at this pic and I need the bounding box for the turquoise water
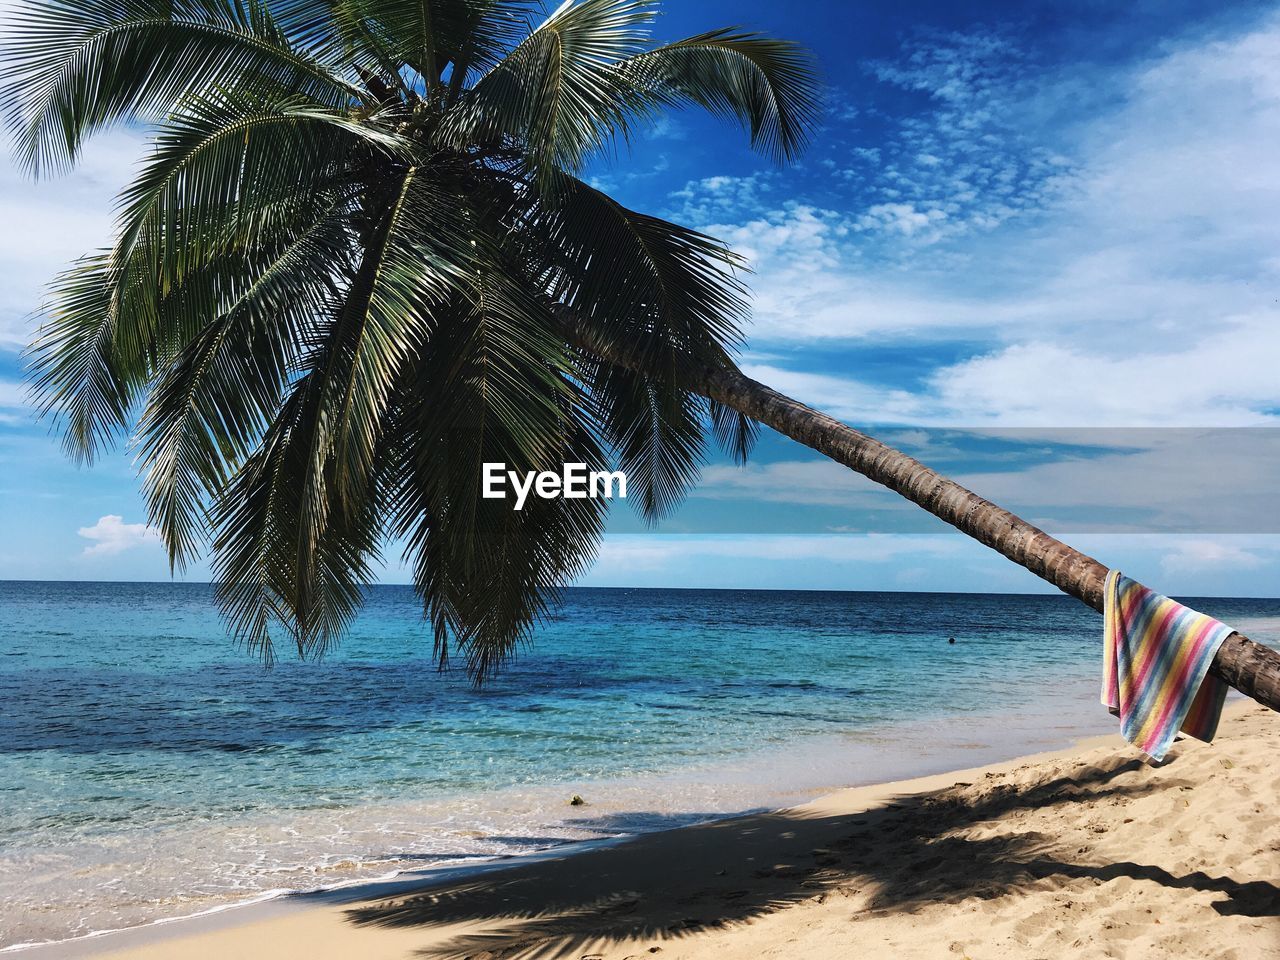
[1,581,1276,949]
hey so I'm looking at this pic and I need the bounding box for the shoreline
[3,685,1117,955]
[16,698,1276,960]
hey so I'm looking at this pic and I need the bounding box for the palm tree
[4,0,1277,708]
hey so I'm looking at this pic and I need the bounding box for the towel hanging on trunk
[1102,570,1235,762]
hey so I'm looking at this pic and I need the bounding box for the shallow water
[1,582,1275,949]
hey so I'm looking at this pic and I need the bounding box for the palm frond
[581,360,704,520]
[529,174,752,507]
[709,396,758,464]
[273,0,537,90]
[27,94,384,466]
[387,267,607,678]
[211,377,382,663]
[209,167,475,655]
[434,0,543,95]
[115,91,408,291]
[618,28,821,162]
[25,254,141,461]
[446,0,658,186]
[533,174,750,369]
[136,200,356,569]
[325,168,473,502]
[525,175,759,515]
[0,0,360,174]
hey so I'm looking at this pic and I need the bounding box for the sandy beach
[22,700,1277,960]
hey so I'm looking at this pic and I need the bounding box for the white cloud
[593,533,966,571]
[741,362,942,425]
[580,531,1280,596]
[77,514,161,556]
[646,115,686,141]
[0,128,145,351]
[927,326,1280,428]
[669,172,776,225]
[858,28,1075,244]
[680,428,1278,536]
[681,15,1280,429]
[952,430,1280,533]
[740,312,1280,429]
[1160,539,1267,576]
[856,201,949,239]
[694,459,903,508]
[701,203,847,273]
[0,377,26,403]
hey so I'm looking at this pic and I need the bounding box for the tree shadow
[341,750,1278,960]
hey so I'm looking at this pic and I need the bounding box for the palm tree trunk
[688,360,1280,713]
[563,313,1280,713]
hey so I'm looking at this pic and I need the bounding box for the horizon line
[2,579,1277,602]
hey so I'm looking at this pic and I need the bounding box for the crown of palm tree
[2,0,820,677]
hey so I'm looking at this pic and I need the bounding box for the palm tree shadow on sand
[341,749,1280,960]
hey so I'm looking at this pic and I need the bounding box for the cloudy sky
[1,0,1278,595]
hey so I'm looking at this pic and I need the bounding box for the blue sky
[1,0,1279,595]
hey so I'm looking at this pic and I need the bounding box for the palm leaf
[581,360,704,520]
[209,166,475,655]
[618,28,820,162]
[446,0,658,187]
[274,0,536,91]
[526,174,755,513]
[211,377,382,663]
[26,254,141,461]
[387,266,607,677]
[325,167,473,502]
[114,91,409,292]
[27,94,387,465]
[136,199,356,569]
[533,174,749,366]
[0,0,360,174]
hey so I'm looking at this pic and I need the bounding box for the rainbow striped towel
[1102,570,1234,762]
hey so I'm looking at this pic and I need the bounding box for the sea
[2,581,1277,950]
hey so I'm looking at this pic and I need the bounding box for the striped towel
[1102,570,1234,762]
